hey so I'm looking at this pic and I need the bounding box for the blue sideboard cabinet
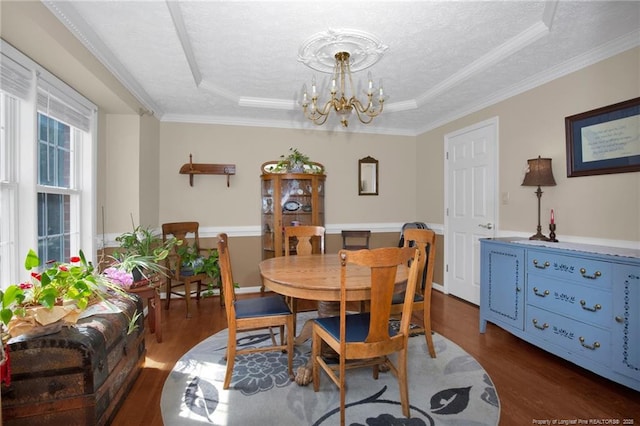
[480,238,640,392]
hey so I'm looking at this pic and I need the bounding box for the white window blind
[37,77,92,132]
[0,52,32,100]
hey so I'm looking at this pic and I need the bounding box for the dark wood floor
[112,291,640,425]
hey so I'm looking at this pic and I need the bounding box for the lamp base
[529,226,550,241]
[529,233,550,241]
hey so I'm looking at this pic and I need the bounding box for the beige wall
[2,2,639,289]
[103,115,142,232]
[158,123,416,227]
[417,47,640,243]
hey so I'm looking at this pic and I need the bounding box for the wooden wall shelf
[179,154,236,187]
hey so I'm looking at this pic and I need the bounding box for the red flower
[30,272,41,281]
[70,256,81,263]
[19,282,33,289]
[58,266,68,272]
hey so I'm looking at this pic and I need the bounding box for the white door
[444,118,498,305]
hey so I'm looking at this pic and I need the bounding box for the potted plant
[176,243,220,296]
[113,224,180,282]
[272,148,323,174]
[0,249,135,339]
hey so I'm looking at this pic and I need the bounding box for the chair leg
[184,280,192,318]
[339,356,346,426]
[423,304,436,358]
[165,279,171,310]
[291,298,298,333]
[224,328,237,389]
[424,324,436,358]
[311,327,321,392]
[398,347,410,418]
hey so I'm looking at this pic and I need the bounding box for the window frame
[0,40,96,288]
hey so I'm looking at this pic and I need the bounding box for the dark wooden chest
[1,294,145,425]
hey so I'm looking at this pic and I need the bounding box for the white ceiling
[44,1,640,136]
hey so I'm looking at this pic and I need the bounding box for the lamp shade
[522,156,556,187]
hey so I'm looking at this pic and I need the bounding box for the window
[0,40,96,288]
[37,113,74,263]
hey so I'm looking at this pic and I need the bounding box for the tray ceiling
[43,1,640,136]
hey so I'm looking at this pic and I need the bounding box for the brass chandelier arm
[351,95,384,117]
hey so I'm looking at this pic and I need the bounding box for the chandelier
[301,51,384,127]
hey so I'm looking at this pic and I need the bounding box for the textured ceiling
[44,1,640,136]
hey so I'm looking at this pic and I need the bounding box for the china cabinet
[260,161,325,260]
[480,238,640,391]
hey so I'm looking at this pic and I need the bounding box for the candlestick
[549,223,558,242]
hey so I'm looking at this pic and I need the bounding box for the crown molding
[416,30,640,135]
[42,0,162,116]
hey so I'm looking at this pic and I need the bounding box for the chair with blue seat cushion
[311,246,421,426]
[391,228,437,358]
[217,233,294,389]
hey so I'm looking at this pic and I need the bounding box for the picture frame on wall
[565,97,640,177]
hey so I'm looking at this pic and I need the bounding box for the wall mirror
[358,156,378,196]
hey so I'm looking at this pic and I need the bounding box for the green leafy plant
[177,243,221,295]
[124,310,143,335]
[0,249,135,338]
[272,148,323,173]
[115,225,179,260]
[113,224,181,280]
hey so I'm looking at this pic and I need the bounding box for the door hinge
[445,151,449,160]
[446,264,448,272]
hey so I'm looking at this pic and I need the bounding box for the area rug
[161,313,500,425]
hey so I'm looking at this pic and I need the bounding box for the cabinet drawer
[526,305,611,366]
[526,276,612,328]
[527,250,612,289]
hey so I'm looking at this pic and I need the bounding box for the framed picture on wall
[565,97,640,177]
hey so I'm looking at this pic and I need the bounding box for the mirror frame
[358,156,379,196]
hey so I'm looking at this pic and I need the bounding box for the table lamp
[522,155,556,240]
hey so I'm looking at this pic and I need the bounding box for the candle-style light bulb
[378,79,384,100]
[331,78,337,94]
[367,71,373,95]
[311,76,317,97]
[550,209,555,224]
[302,84,308,106]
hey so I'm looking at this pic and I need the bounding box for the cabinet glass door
[262,178,275,258]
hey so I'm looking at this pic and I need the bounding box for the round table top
[259,253,408,302]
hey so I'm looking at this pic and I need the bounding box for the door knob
[478,223,493,229]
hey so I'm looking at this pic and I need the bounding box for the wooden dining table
[259,253,409,385]
[259,253,409,303]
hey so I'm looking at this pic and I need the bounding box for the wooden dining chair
[341,230,371,250]
[217,233,294,389]
[161,222,209,317]
[284,225,325,331]
[392,228,437,358]
[312,246,421,426]
[341,229,372,312]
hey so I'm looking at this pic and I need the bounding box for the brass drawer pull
[533,259,550,269]
[533,287,550,297]
[579,336,600,350]
[579,268,602,279]
[532,319,549,330]
[580,300,602,312]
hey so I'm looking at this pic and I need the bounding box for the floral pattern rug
[161,313,500,425]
